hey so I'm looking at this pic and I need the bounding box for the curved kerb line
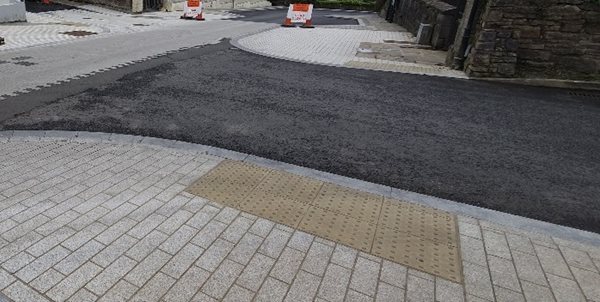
[1,129,599,247]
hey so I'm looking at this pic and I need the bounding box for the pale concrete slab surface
[0,136,599,301]
[234,25,467,79]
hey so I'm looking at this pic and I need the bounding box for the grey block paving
[1,137,599,301]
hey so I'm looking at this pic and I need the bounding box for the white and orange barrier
[181,0,205,21]
[282,3,314,28]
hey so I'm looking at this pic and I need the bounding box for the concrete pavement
[0,131,600,302]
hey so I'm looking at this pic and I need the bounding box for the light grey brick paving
[125,249,171,287]
[228,232,264,265]
[534,244,573,279]
[2,251,36,273]
[512,250,548,286]
[570,266,600,301]
[182,196,208,213]
[482,230,512,260]
[127,213,167,239]
[547,273,586,302]
[95,217,137,245]
[128,198,164,221]
[3,281,50,302]
[521,281,555,302]
[560,245,597,272]
[406,275,435,302]
[157,210,194,235]
[380,260,407,289]
[0,268,16,290]
[350,257,381,297]
[214,207,241,224]
[331,244,358,269]
[249,218,276,238]
[29,268,64,293]
[69,206,110,231]
[201,259,244,300]
[506,233,535,255]
[130,272,176,302]
[196,238,235,272]
[487,255,522,293]
[223,285,254,302]
[160,225,198,255]
[162,266,210,302]
[161,243,204,278]
[259,227,292,259]
[86,255,137,296]
[255,276,289,302]
[318,263,352,302]
[28,227,76,257]
[284,270,322,302]
[463,261,494,301]
[221,216,254,244]
[237,253,276,292]
[435,278,464,302]
[461,235,488,267]
[191,220,228,248]
[2,140,599,302]
[156,184,187,202]
[67,288,96,302]
[270,247,305,284]
[376,282,405,302]
[2,214,50,242]
[493,286,524,302]
[61,222,106,251]
[156,194,191,217]
[98,280,138,302]
[47,262,102,302]
[126,230,169,262]
[459,220,482,240]
[302,241,334,276]
[92,234,138,267]
[346,289,374,301]
[16,245,70,283]
[99,202,138,225]
[54,239,104,275]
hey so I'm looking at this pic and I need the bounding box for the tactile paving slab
[186,160,462,282]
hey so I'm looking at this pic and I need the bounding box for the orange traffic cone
[195,12,205,21]
[301,18,314,28]
[281,17,294,27]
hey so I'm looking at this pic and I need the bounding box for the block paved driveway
[1,136,600,302]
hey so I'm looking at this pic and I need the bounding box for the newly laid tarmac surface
[2,40,599,232]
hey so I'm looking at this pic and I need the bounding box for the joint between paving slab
[2,130,600,249]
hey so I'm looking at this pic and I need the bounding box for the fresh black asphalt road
[2,40,600,233]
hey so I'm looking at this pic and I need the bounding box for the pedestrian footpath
[0,131,599,302]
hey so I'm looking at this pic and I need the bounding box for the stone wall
[385,0,459,49]
[0,0,26,23]
[465,0,600,80]
[76,0,133,11]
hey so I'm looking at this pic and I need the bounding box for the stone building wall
[465,0,600,80]
[384,0,459,49]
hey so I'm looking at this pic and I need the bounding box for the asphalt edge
[1,129,600,248]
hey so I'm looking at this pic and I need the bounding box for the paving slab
[0,136,599,301]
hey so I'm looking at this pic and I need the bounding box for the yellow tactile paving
[300,207,377,252]
[373,226,462,283]
[186,160,462,282]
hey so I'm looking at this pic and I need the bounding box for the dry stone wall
[465,0,600,80]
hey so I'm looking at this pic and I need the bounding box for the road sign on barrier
[181,0,205,21]
[282,3,314,28]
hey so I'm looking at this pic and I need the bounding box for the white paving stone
[0,138,597,302]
